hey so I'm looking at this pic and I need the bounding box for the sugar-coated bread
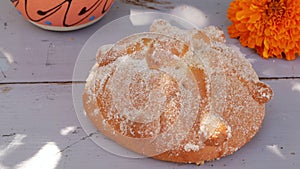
[83,20,273,164]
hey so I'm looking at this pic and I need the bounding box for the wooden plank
[0,80,299,169]
[0,0,130,83]
[1,0,300,84]
[0,83,85,169]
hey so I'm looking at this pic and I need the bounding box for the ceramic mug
[10,0,114,31]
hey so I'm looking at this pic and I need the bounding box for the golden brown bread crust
[83,20,273,164]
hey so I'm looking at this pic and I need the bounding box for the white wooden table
[0,0,299,169]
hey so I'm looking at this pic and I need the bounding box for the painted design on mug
[11,0,114,27]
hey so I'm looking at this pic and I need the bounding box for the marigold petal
[239,34,250,46]
[235,23,248,32]
[249,13,261,23]
[248,39,256,48]
[264,28,272,36]
[263,39,269,49]
[255,36,264,46]
[236,10,252,21]
[228,25,240,38]
[250,4,259,10]
[263,49,269,59]
[285,51,296,60]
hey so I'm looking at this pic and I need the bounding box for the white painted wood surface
[0,0,300,169]
[1,81,300,169]
[1,0,300,83]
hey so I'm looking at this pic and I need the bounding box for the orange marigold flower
[227,0,300,60]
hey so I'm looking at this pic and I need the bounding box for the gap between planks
[0,81,86,85]
[0,77,299,86]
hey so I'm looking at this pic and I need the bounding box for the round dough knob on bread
[83,20,273,164]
